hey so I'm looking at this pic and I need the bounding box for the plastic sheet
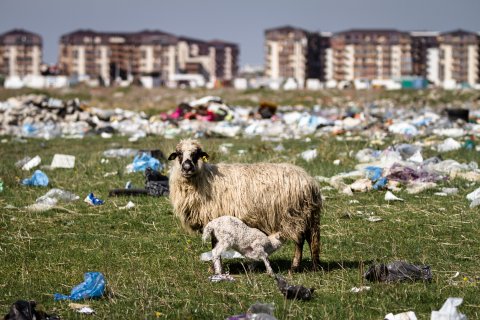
[128,153,161,172]
[275,274,315,300]
[431,297,467,320]
[21,170,49,187]
[54,272,106,301]
[364,261,432,283]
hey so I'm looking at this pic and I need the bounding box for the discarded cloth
[21,170,49,187]
[364,261,432,283]
[54,272,106,301]
[109,168,169,197]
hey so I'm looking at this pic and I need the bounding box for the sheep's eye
[178,154,183,162]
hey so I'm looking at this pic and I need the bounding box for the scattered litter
[69,303,95,315]
[21,170,49,187]
[208,273,235,282]
[21,155,41,170]
[200,250,245,261]
[103,171,118,177]
[27,188,79,211]
[84,193,104,206]
[275,274,314,300]
[466,187,480,208]
[350,286,371,293]
[384,311,417,320]
[437,138,462,153]
[385,191,404,201]
[50,154,75,169]
[103,148,138,158]
[333,159,341,165]
[431,297,467,320]
[4,300,59,320]
[364,261,432,283]
[126,152,161,173]
[0,180,3,192]
[119,201,135,210]
[366,216,383,222]
[299,149,317,162]
[54,272,106,301]
[109,167,169,197]
[227,302,277,320]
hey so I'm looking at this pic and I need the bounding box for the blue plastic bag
[21,170,49,187]
[54,272,106,301]
[365,166,383,181]
[132,153,161,172]
[84,193,104,206]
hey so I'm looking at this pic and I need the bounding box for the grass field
[0,131,479,319]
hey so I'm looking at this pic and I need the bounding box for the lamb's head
[168,139,209,178]
[268,232,285,250]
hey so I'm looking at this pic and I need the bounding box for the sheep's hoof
[289,265,300,273]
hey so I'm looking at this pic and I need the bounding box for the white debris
[466,187,480,208]
[437,138,462,153]
[385,191,404,201]
[22,155,41,170]
[431,297,467,320]
[119,201,135,210]
[384,311,417,320]
[50,154,75,169]
[350,286,371,293]
[300,149,318,162]
[333,159,341,165]
[200,250,244,261]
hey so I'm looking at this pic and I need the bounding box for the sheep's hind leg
[261,256,275,276]
[291,238,304,272]
[306,227,321,271]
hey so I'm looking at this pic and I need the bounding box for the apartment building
[410,31,440,84]
[0,29,42,78]
[438,29,478,87]
[331,29,412,82]
[264,26,330,87]
[59,29,238,86]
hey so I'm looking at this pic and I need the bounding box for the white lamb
[202,216,284,276]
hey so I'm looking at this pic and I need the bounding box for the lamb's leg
[261,256,275,276]
[211,242,228,275]
[291,237,304,272]
[211,235,219,272]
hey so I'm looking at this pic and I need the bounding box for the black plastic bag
[364,261,432,282]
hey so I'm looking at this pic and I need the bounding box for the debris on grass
[364,261,432,283]
[50,154,75,169]
[84,193,104,206]
[385,191,404,201]
[21,155,41,170]
[208,274,235,283]
[350,286,371,293]
[431,297,467,320]
[384,311,417,320]
[275,274,315,301]
[69,303,95,315]
[54,272,106,301]
[21,170,49,187]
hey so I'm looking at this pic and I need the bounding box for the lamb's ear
[200,151,209,160]
[168,152,178,160]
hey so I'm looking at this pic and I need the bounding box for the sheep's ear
[200,151,209,160]
[168,152,178,160]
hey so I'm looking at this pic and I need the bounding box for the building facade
[438,30,478,87]
[0,29,42,78]
[331,29,412,82]
[264,26,330,87]
[59,29,238,86]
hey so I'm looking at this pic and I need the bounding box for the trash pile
[2,94,479,142]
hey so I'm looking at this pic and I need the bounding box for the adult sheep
[168,139,322,271]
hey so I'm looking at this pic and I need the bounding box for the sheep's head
[168,139,209,178]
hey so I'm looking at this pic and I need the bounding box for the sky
[1,0,480,67]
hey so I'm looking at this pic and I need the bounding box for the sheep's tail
[202,223,213,244]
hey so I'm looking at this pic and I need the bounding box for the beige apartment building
[59,29,238,86]
[331,29,412,82]
[438,30,479,87]
[0,29,42,78]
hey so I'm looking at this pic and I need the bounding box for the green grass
[0,134,479,319]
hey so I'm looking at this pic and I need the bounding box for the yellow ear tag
[202,156,208,162]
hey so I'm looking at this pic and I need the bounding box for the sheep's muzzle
[181,159,196,178]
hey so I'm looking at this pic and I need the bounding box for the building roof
[264,25,309,35]
[0,28,42,45]
[60,29,177,45]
